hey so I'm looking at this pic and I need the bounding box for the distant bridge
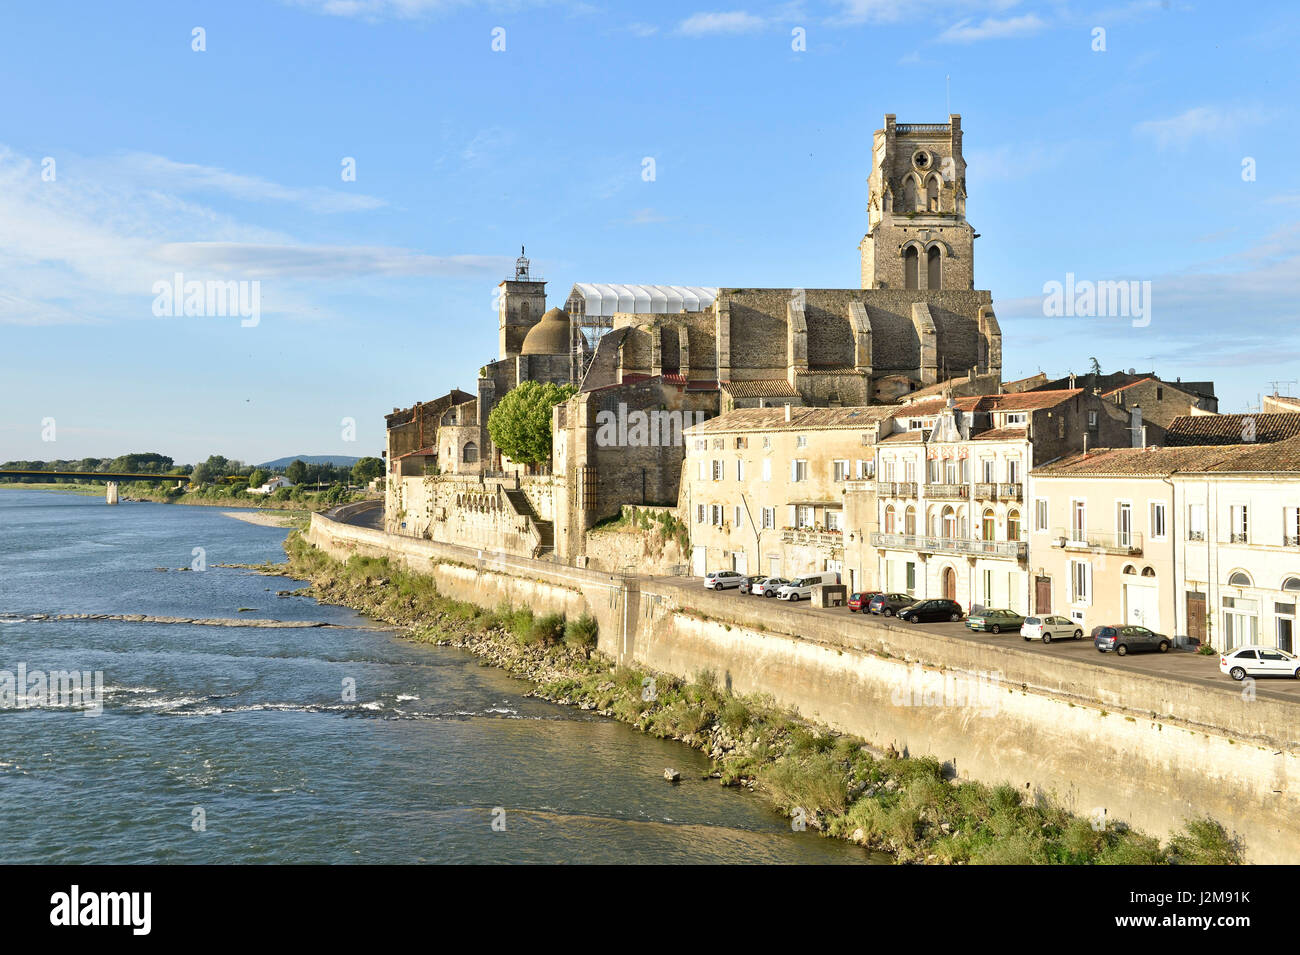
[0,470,189,504]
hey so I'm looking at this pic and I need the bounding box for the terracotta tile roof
[396,446,438,459]
[969,426,1030,442]
[685,405,895,434]
[900,376,971,400]
[1032,436,1300,477]
[1165,413,1300,446]
[878,430,927,444]
[722,378,801,398]
[1101,377,1154,397]
[889,396,981,418]
[973,388,1082,412]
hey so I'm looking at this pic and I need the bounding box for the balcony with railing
[1052,528,1144,555]
[973,482,1023,501]
[782,528,845,549]
[870,531,1026,559]
[924,483,969,500]
[876,481,918,498]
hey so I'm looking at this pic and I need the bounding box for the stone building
[1030,371,1217,446]
[680,405,895,585]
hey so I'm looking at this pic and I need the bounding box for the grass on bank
[281,531,1241,866]
[1,480,358,511]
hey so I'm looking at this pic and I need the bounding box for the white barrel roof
[569,283,718,317]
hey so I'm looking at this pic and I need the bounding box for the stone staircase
[503,488,554,557]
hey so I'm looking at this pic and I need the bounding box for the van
[776,571,839,601]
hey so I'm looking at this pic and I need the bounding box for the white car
[1220,645,1300,681]
[777,573,837,601]
[752,576,787,597]
[704,570,743,590]
[1020,615,1084,644]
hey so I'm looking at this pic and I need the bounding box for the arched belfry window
[904,246,919,290]
[927,246,942,290]
[902,177,918,212]
[926,175,940,212]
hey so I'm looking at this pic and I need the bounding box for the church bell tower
[859,114,976,292]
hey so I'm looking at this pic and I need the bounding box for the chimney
[784,403,792,422]
[1130,404,1143,448]
[1068,373,1076,389]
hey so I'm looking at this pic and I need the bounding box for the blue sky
[1,0,1297,464]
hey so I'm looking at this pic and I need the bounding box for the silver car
[752,576,788,598]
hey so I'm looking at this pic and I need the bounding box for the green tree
[191,462,214,485]
[247,468,269,489]
[1088,357,1102,376]
[285,459,308,485]
[352,457,382,485]
[487,381,577,466]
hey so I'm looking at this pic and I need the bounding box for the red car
[848,591,882,613]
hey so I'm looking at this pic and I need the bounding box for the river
[0,488,878,863]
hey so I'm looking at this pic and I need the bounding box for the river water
[0,489,877,863]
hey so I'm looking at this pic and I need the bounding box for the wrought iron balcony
[870,532,1026,560]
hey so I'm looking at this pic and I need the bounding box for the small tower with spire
[498,245,547,360]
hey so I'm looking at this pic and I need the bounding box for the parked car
[848,591,882,613]
[737,574,767,595]
[703,570,743,590]
[1220,645,1300,681]
[869,593,916,616]
[899,599,964,623]
[776,572,838,601]
[966,608,1026,634]
[752,576,788,598]
[1092,624,1170,655]
[1020,615,1084,643]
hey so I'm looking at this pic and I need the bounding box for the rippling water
[0,489,879,864]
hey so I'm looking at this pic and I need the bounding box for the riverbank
[0,481,363,513]
[276,531,1237,865]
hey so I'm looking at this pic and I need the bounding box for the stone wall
[308,512,1300,863]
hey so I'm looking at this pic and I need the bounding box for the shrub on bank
[564,613,598,649]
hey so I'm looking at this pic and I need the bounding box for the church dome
[520,307,571,355]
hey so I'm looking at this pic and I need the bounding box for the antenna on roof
[946,75,951,116]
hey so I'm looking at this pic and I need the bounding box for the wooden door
[1186,591,1207,644]
[1035,576,1052,614]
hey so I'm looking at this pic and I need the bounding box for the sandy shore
[221,510,305,528]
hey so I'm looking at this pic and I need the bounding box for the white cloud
[0,145,506,326]
[105,153,386,213]
[832,0,1022,25]
[678,11,767,35]
[1134,106,1267,149]
[939,13,1044,43]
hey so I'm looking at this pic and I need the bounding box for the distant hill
[258,454,364,469]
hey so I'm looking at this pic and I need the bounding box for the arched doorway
[942,566,957,601]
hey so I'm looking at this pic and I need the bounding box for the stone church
[385,114,1004,566]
